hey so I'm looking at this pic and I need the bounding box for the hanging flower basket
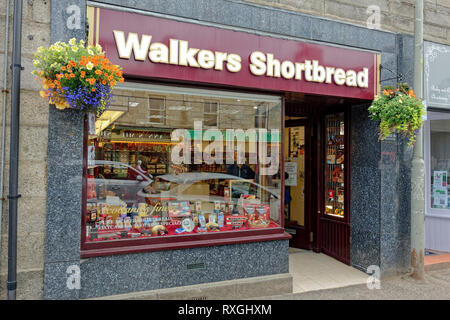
[368,83,425,146]
[32,38,124,116]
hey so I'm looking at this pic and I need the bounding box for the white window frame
[424,111,450,219]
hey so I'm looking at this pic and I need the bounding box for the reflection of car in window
[89,160,153,205]
[138,172,279,205]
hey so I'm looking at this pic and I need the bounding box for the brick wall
[242,0,450,45]
[0,0,50,299]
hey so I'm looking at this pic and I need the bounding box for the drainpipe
[0,0,11,271]
[410,0,425,280]
[7,0,23,300]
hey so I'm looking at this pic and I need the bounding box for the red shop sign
[88,6,380,100]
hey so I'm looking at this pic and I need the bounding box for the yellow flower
[33,60,40,67]
[69,38,76,46]
[55,102,68,110]
[88,49,94,55]
[39,90,47,98]
[72,46,79,52]
[86,62,94,70]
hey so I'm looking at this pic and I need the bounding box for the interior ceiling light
[95,110,125,135]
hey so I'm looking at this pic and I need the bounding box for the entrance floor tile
[289,249,368,293]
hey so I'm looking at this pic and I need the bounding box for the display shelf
[324,113,345,219]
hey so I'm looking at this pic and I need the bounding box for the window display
[324,113,345,218]
[84,83,282,243]
[430,119,450,211]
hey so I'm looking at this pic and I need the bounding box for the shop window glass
[85,84,282,242]
[324,113,345,218]
[430,119,450,211]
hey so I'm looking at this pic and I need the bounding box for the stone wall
[242,0,450,45]
[0,0,51,299]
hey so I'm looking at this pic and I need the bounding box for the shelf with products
[84,195,277,242]
[94,139,174,177]
[324,113,345,218]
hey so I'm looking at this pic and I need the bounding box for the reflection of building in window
[148,96,166,125]
[204,101,218,127]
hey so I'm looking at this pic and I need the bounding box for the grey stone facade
[42,0,414,299]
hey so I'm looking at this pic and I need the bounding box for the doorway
[284,98,351,265]
[284,119,313,250]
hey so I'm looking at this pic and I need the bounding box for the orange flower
[108,75,113,81]
[70,60,76,67]
[80,71,86,78]
[70,73,75,78]
[102,80,107,85]
[92,88,96,92]
[61,66,66,71]
[65,73,70,79]
[119,77,124,83]
[95,70,102,75]
[408,89,416,98]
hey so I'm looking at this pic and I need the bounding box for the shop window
[324,113,345,218]
[83,83,283,252]
[430,119,450,211]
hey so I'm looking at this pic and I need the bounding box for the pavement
[257,268,450,300]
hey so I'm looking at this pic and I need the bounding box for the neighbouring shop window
[324,113,345,218]
[430,119,450,211]
[85,83,282,243]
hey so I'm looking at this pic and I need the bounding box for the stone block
[278,0,325,15]
[3,124,49,163]
[324,1,369,24]
[0,268,44,300]
[0,231,45,274]
[32,0,51,24]
[424,5,450,27]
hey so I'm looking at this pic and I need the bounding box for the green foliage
[368,83,425,146]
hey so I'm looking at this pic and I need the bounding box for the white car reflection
[138,172,280,204]
[89,160,153,204]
